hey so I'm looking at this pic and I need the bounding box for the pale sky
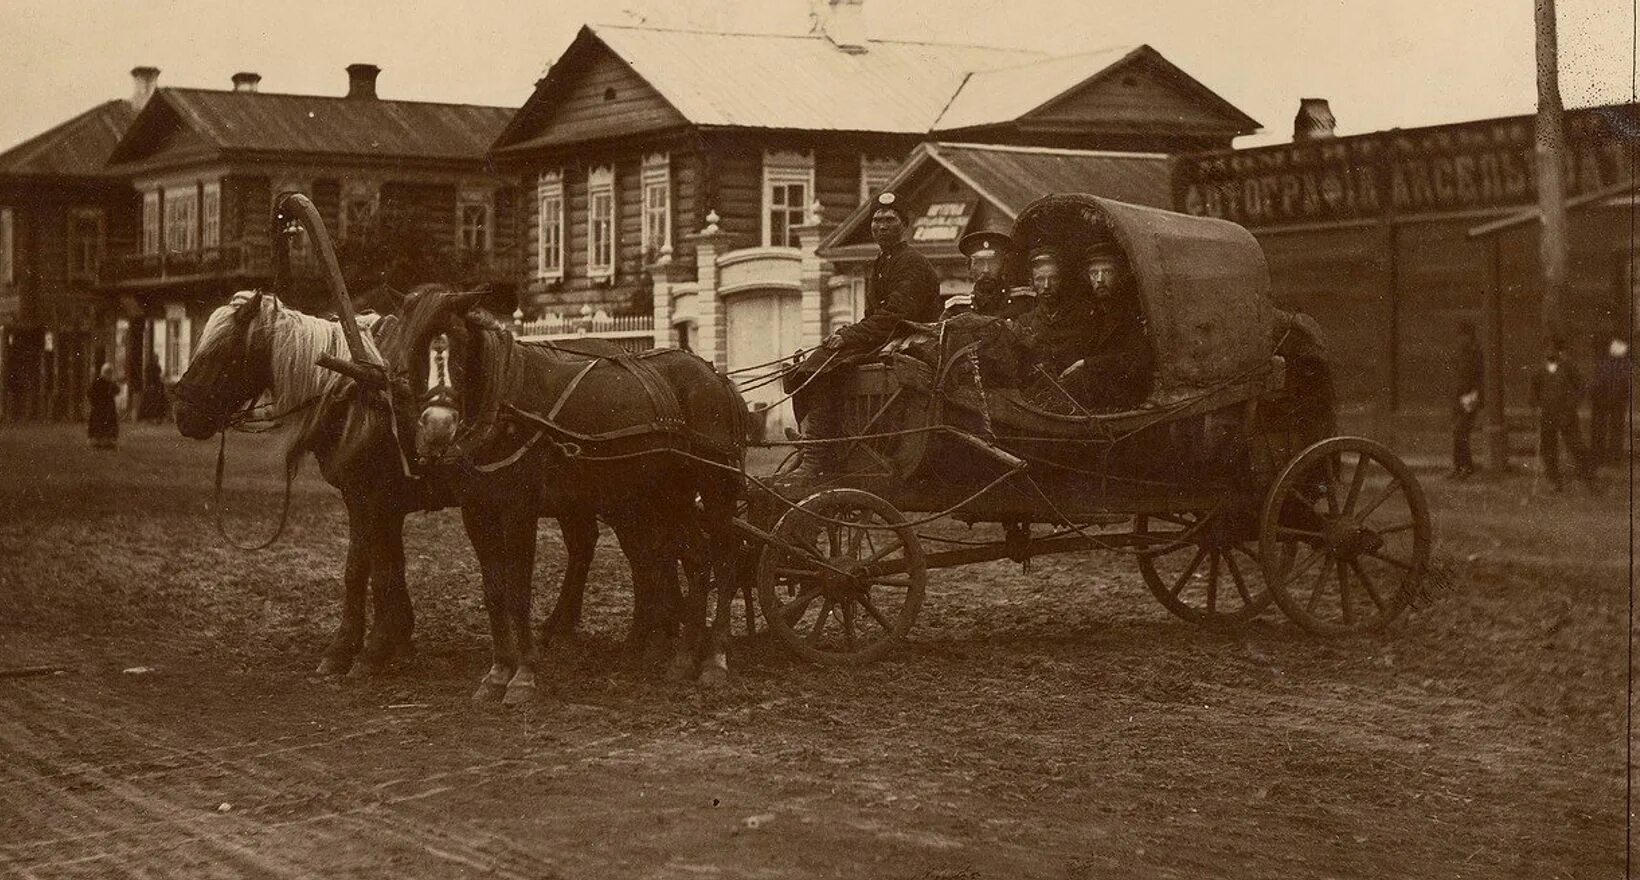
[0,0,1632,153]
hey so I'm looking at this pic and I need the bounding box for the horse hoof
[665,654,696,683]
[315,656,352,676]
[698,665,730,689]
[502,682,538,706]
[472,682,507,704]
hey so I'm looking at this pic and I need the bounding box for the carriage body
[749,195,1430,664]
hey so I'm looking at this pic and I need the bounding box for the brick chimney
[821,0,867,54]
[1293,98,1336,141]
[130,66,160,110]
[231,72,261,93]
[346,63,380,100]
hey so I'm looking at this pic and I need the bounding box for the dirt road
[0,423,1629,879]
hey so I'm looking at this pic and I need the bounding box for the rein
[212,413,298,552]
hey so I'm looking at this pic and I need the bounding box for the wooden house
[490,10,1258,429]
[0,83,137,420]
[96,64,517,411]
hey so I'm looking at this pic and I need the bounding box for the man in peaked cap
[956,228,1032,318]
[780,191,942,482]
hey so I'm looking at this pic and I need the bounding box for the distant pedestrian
[1588,335,1631,467]
[86,364,119,449]
[1447,322,1482,479]
[1530,337,1595,492]
[138,356,168,422]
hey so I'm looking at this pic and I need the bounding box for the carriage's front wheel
[755,489,926,665]
[1260,437,1432,635]
[1135,508,1279,627]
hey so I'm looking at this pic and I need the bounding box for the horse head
[173,290,273,439]
[391,285,489,464]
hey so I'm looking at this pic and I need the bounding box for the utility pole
[1534,0,1569,340]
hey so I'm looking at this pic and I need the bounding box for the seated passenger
[947,229,1034,320]
[1012,246,1099,404]
[1057,240,1153,411]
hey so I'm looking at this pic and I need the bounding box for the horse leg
[502,512,542,706]
[317,498,370,675]
[698,481,739,689]
[462,504,516,704]
[667,506,713,684]
[357,511,413,675]
[539,509,597,652]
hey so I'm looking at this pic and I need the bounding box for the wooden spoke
[1286,545,1328,585]
[871,576,914,589]
[863,537,905,565]
[781,586,823,624]
[1336,561,1353,624]
[809,597,835,646]
[1342,453,1372,514]
[1224,548,1255,604]
[857,593,895,632]
[841,601,857,651]
[1349,559,1390,614]
[1322,455,1341,516]
[773,567,819,581]
[847,520,866,557]
[1365,550,1415,571]
[1276,526,1324,542]
[1355,481,1401,521]
[1171,545,1210,597]
[1305,555,1333,614]
[1374,520,1417,536]
[1205,550,1221,613]
[825,523,841,556]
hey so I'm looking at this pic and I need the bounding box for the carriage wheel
[1136,508,1279,627]
[755,489,926,665]
[1260,437,1432,636]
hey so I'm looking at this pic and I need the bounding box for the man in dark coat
[1448,322,1482,479]
[1588,334,1631,467]
[86,364,120,449]
[949,229,1033,319]
[782,191,941,480]
[1530,337,1595,492]
[1017,240,1151,412]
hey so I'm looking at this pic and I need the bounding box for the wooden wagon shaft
[862,527,1174,578]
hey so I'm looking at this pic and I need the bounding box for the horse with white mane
[172,289,602,675]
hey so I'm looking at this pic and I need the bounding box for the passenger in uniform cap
[955,229,1031,318]
[779,190,941,482]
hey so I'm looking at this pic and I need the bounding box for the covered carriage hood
[1014,194,1277,402]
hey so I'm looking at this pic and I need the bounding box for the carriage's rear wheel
[755,489,926,665]
[1260,437,1432,635]
[1136,507,1279,627]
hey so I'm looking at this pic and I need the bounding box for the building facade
[492,18,1257,429]
[1172,103,1636,412]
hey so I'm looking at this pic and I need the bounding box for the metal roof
[111,88,515,166]
[591,25,1046,133]
[0,100,136,179]
[818,142,1173,259]
[933,46,1136,132]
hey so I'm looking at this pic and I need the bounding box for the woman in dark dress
[87,364,119,449]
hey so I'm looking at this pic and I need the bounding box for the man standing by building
[1588,333,1631,468]
[1448,322,1482,480]
[1530,337,1596,492]
[782,192,941,481]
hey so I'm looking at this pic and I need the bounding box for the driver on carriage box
[779,191,942,482]
[1015,239,1152,411]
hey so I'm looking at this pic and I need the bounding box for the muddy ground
[0,421,1631,879]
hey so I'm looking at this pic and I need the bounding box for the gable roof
[497,25,1062,151]
[934,44,1259,135]
[109,88,516,169]
[0,100,137,180]
[818,141,1173,258]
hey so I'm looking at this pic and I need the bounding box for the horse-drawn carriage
[179,190,1431,700]
[738,194,1432,665]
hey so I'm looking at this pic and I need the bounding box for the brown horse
[172,290,604,675]
[386,287,747,703]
